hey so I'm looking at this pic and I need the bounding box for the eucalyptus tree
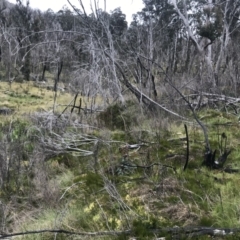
[63,0,185,116]
[9,0,33,80]
[56,6,76,31]
[123,0,186,108]
[109,8,127,39]
[0,1,9,71]
[140,0,179,71]
[0,0,20,81]
[66,1,127,103]
[171,0,240,90]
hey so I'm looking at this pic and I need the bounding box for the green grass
[0,80,104,117]
[1,82,240,239]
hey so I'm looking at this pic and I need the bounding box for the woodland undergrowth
[0,84,240,240]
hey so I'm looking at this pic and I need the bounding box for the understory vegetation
[1,0,240,239]
[0,82,240,240]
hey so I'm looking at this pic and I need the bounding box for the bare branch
[0,229,131,239]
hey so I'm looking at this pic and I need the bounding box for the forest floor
[0,81,240,239]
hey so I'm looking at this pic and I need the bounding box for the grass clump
[97,101,138,131]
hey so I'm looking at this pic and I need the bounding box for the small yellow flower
[84,202,95,213]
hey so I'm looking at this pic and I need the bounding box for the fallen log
[1,226,240,239]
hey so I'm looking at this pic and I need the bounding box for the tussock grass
[14,209,58,240]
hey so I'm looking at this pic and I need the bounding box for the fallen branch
[185,91,240,111]
[0,229,131,239]
[104,51,186,119]
[1,226,240,239]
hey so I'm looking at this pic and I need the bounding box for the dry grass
[161,203,199,225]
[0,81,104,118]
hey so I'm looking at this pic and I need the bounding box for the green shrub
[98,101,137,130]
